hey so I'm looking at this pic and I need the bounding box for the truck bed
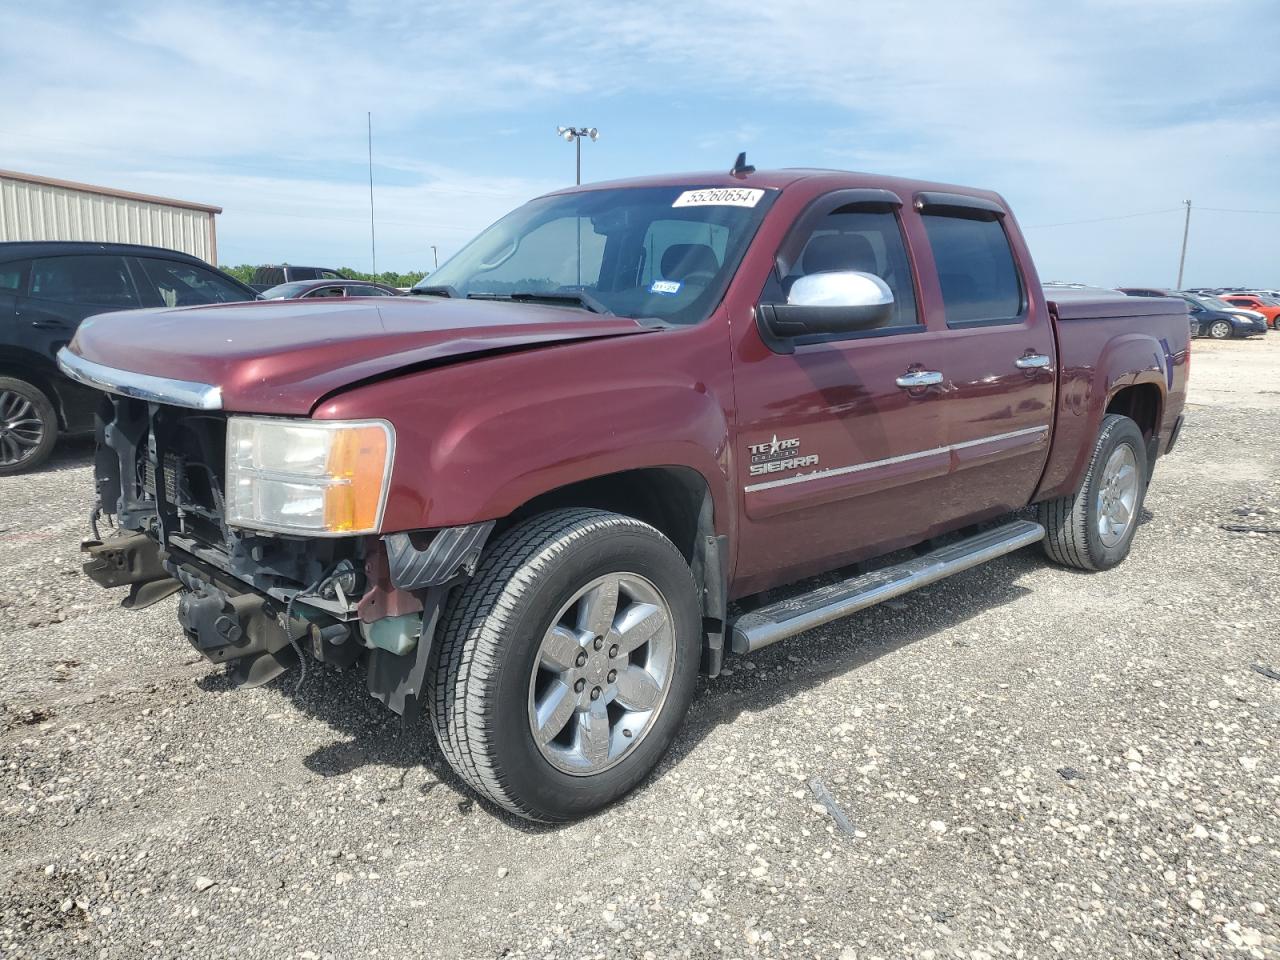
[1036,286,1190,504]
[1045,286,1187,322]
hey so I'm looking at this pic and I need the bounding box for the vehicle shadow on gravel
[32,437,95,474]
[665,551,1045,770]
[194,663,499,822]
[189,547,1066,832]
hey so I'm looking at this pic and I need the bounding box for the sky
[2,0,1278,287]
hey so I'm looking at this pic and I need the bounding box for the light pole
[556,126,599,185]
[430,245,439,270]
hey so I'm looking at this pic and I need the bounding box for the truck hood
[64,297,653,414]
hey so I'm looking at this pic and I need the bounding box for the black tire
[1038,414,1148,571]
[0,377,58,476]
[1208,319,1232,340]
[428,508,701,822]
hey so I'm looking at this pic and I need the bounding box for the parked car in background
[1119,288,1266,339]
[249,264,345,292]
[260,278,403,300]
[1220,293,1280,330]
[0,241,257,474]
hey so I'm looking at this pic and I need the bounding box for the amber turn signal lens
[323,424,391,533]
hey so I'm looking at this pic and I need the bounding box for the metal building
[0,169,221,263]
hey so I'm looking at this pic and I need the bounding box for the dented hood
[64,296,652,414]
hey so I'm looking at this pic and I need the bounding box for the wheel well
[503,466,710,564]
[1106,383,1162,440]
[499,466,727,675]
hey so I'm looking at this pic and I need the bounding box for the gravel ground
[1,336,1277,960]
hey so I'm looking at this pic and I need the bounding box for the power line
[1197,206,1280,216]
[1023,208,1182,229]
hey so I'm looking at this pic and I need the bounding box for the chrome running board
[729,520,1045,654]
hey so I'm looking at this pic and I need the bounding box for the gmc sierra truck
[57,164,1189,821]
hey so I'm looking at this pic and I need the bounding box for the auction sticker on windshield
[672,188,765,208]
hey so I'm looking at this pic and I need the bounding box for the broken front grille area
[96,394,364,597]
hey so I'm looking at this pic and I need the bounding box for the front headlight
[225,417,395,536]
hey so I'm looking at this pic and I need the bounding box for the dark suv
[0,242,257,474]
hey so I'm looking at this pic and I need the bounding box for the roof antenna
[730,151,755,179]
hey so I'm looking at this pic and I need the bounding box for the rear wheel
[1208,319,1232,339]
[429,508,700,821]
[0,377,57,476]
[1038,414,1148,571]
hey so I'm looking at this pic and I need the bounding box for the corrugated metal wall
[0,176,216,262]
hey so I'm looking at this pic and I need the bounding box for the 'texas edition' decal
[747,435,819,477]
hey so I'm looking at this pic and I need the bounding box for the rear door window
[136,258,249,307]
[0,261,27,292]
[921,214,1024,326]
[29,256,140,307]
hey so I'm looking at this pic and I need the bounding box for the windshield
[1201,296,1243,311]
[415,185,777,324]
[261,282,311,299]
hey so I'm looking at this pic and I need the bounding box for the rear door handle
[896,370,943,388]
[1015,354,1051,369]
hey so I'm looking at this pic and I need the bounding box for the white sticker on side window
[672,187,764,208]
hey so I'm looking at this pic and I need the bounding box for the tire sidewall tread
[429,508,699,822]
[0,376,57,476]
[1038,414,1148,572]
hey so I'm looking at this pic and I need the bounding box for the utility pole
[367,111,377,274]
[430,245,439,270]
[1176,200,1191,289]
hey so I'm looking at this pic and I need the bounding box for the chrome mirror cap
[788,271,894,309]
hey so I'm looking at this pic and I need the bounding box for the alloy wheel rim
[0,390,45,467]
[527,572,676,776]
[1095,444,1139,547]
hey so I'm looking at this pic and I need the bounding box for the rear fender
[1033,332,1169,502]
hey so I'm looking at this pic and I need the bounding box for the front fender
[315,326,735,536]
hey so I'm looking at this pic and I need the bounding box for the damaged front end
[83,392,491,716]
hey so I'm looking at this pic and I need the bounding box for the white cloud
[1,0,1277,282]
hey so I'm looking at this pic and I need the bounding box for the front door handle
[896,370,943,388]
[1015,354,1052,369]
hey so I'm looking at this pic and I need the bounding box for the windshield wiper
[466,290,613,316]
[409,285,457,298]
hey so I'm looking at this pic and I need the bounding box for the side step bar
[729,520,1045,654]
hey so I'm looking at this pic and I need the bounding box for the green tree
[218,265,429,288]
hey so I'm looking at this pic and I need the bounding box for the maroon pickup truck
[58,165,1189,821]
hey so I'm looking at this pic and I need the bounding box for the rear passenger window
[922,214,1023,326]
[764,207,919,334]
[29,256,139,307]
[0,263,25,291]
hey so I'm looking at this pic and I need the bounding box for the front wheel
[1038,414,1148,571]
[429,508,701,821]
[1208,319,1232,339]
